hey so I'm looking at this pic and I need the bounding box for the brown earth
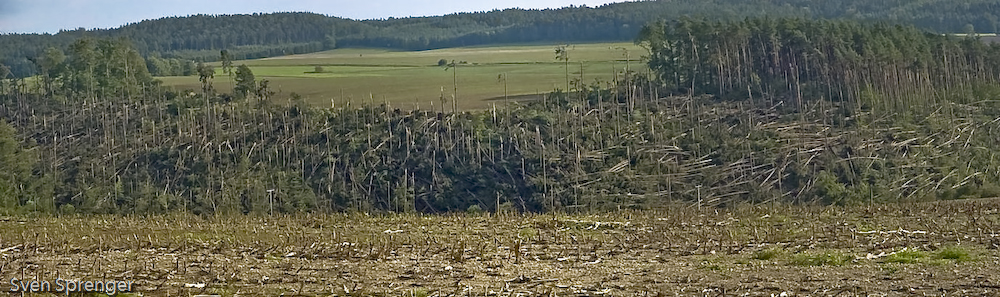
[2,200,1000,296]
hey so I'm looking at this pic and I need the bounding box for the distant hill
[2,0,1000,77]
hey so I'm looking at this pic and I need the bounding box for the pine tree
[233,64,256,99]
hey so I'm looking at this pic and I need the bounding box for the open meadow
[3,200,1000,296]
[157,42,645,110]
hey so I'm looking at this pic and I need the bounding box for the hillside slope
[2,19,1000,214]
[3,0,1000,77]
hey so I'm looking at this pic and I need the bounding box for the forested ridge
[4,0,1000,78]
[2,18,1000,214]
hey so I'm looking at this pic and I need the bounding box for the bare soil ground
[3,200,1000,296]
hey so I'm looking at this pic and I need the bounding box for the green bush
[466,204,484,215]
[815,171,847,205]
[59,204,76,215]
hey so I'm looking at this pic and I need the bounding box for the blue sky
[0,0,625,34]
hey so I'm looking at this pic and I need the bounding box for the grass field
[158,42,646,110]
[3,200,1000,295]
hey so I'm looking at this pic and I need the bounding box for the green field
[158,43,646,110]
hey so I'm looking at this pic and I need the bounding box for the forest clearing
[2,200,1000,296]
[157,42,644,110]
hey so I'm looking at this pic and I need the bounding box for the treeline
[4,0,1000,77]
[27,38,157,99]
[639,18,1000,108]
[146,54,196,77]
[638,17,1000,204]
[3,18,1000,215]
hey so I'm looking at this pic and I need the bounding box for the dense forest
[3,0,1000,78]
[2,17,1000,214]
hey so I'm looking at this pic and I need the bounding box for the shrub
[59,204,76,215]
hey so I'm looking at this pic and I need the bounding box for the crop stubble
[2,200,1000,296]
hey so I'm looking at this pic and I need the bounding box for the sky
[0,0,625,34]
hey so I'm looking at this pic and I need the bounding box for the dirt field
[3,200,1000,296]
